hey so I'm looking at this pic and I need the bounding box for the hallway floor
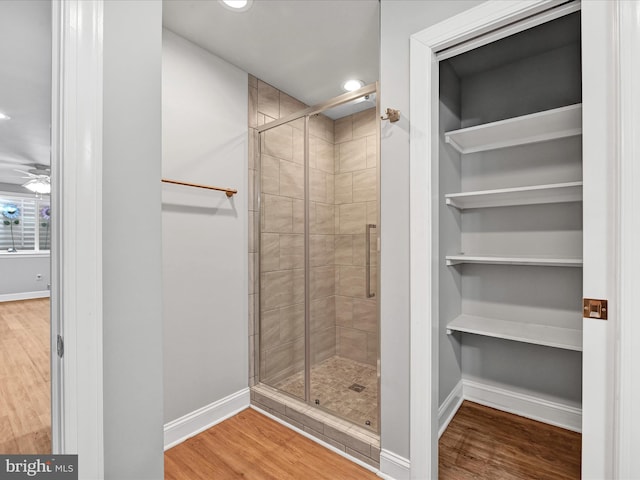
[0,298,51,454]
[439,401,581,479]
[164,408,378,480]
[274,356,378,431]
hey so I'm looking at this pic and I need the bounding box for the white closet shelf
[446,254,583,267]
[445,104,582,154]
[446,314,582,351]
[445,181,582,210]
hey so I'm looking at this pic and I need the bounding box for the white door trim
[615,1,640,477]
[409,1,621,478]
[52,1,104,477]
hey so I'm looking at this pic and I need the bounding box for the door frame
[408,0,634,478]
[51,0,104,477]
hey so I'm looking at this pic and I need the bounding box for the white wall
[379,0,485,460]
[162,30,248,423]
[102,1,164,478]
[0,255,49,299]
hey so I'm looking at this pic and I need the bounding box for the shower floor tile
[274,356,378,431]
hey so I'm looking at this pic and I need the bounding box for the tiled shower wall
[248,75,378,388]
[333,110,379,366]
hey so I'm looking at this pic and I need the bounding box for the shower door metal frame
[256,82,380,432]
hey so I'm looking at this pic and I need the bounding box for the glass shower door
[309,97,380,431]
[258,118,306,400]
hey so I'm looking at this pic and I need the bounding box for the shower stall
[255,83,380,432]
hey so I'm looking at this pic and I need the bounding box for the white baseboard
[463,378,582,432]
[438,380,463,438]
[164,387,250,450]
[0,291,50,302]
[250,405,380,475]
[378,449,410,480]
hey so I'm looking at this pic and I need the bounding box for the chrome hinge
[57,334,64,358]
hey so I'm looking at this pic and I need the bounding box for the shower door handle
[366,224,377,298]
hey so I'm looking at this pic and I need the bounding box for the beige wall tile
[353,298,377,333]
[261,308,280,348]
[316,138,334,174]
[334,173,353,205]
[335,295,353,327]
[261,270,294,310]
[280,160,304,199]
[249,210,256,253]
[366,331,379,365]
[338,266,365,297]
[293,268,305,304]
[258,80,279,118]
[310,234,332,267]
[334,116,353,144]
[249,86,258,128]
[337,328,368,365]
[279,303,305,343]
[249,129,256,170]
[311,265,335,300]
[311,326,336,364]
[264,124,293,161]
[353,169,377,203]
[311,296,336,332]
[249,252,256,295]
[352,108,376,139]
[265,342,294,382]
[334,235,353,265]
[326,174,335,204]
[366,135,377,168]
[339,138,367,173]
[338,203,366,234]
[313,203,335,234]
[366,201,377,225]
[310,114,334,143]
[263,194,292,233]
[248,74,257,88]
[248,294,255,337]
[261,154,280,195]
[292,128,304,165]
[292,199,304,234]
[280,92,306,118]
[260,233,280,272]
[248,168,256,212]
[352,233,366,266]
[280,234,304,269]
[310,168,328,203]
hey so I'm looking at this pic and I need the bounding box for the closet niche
[438,12,583,422]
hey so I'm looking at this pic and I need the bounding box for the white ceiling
[162,0,380,110]
[0,1,51,187]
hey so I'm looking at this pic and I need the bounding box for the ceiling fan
[14,166,50,194]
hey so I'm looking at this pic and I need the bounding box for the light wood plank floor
[0,298,51,454]
[439,401,581,479]
[164,408,378,480]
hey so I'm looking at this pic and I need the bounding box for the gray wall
[379,0,485,459]
[0,255,49,296]
[162,30,248,423]
[102,1,164,478]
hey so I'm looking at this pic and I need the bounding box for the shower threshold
[250,383,380,469]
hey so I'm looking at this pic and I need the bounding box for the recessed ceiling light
[343,80,364,92]
[220,0,253,11]
[0,112,10,120]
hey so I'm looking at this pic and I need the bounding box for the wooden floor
[439,401,581,479]
[0,298,51,454]
[164,408,378,480]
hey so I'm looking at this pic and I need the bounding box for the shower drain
[348,383,366,393]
